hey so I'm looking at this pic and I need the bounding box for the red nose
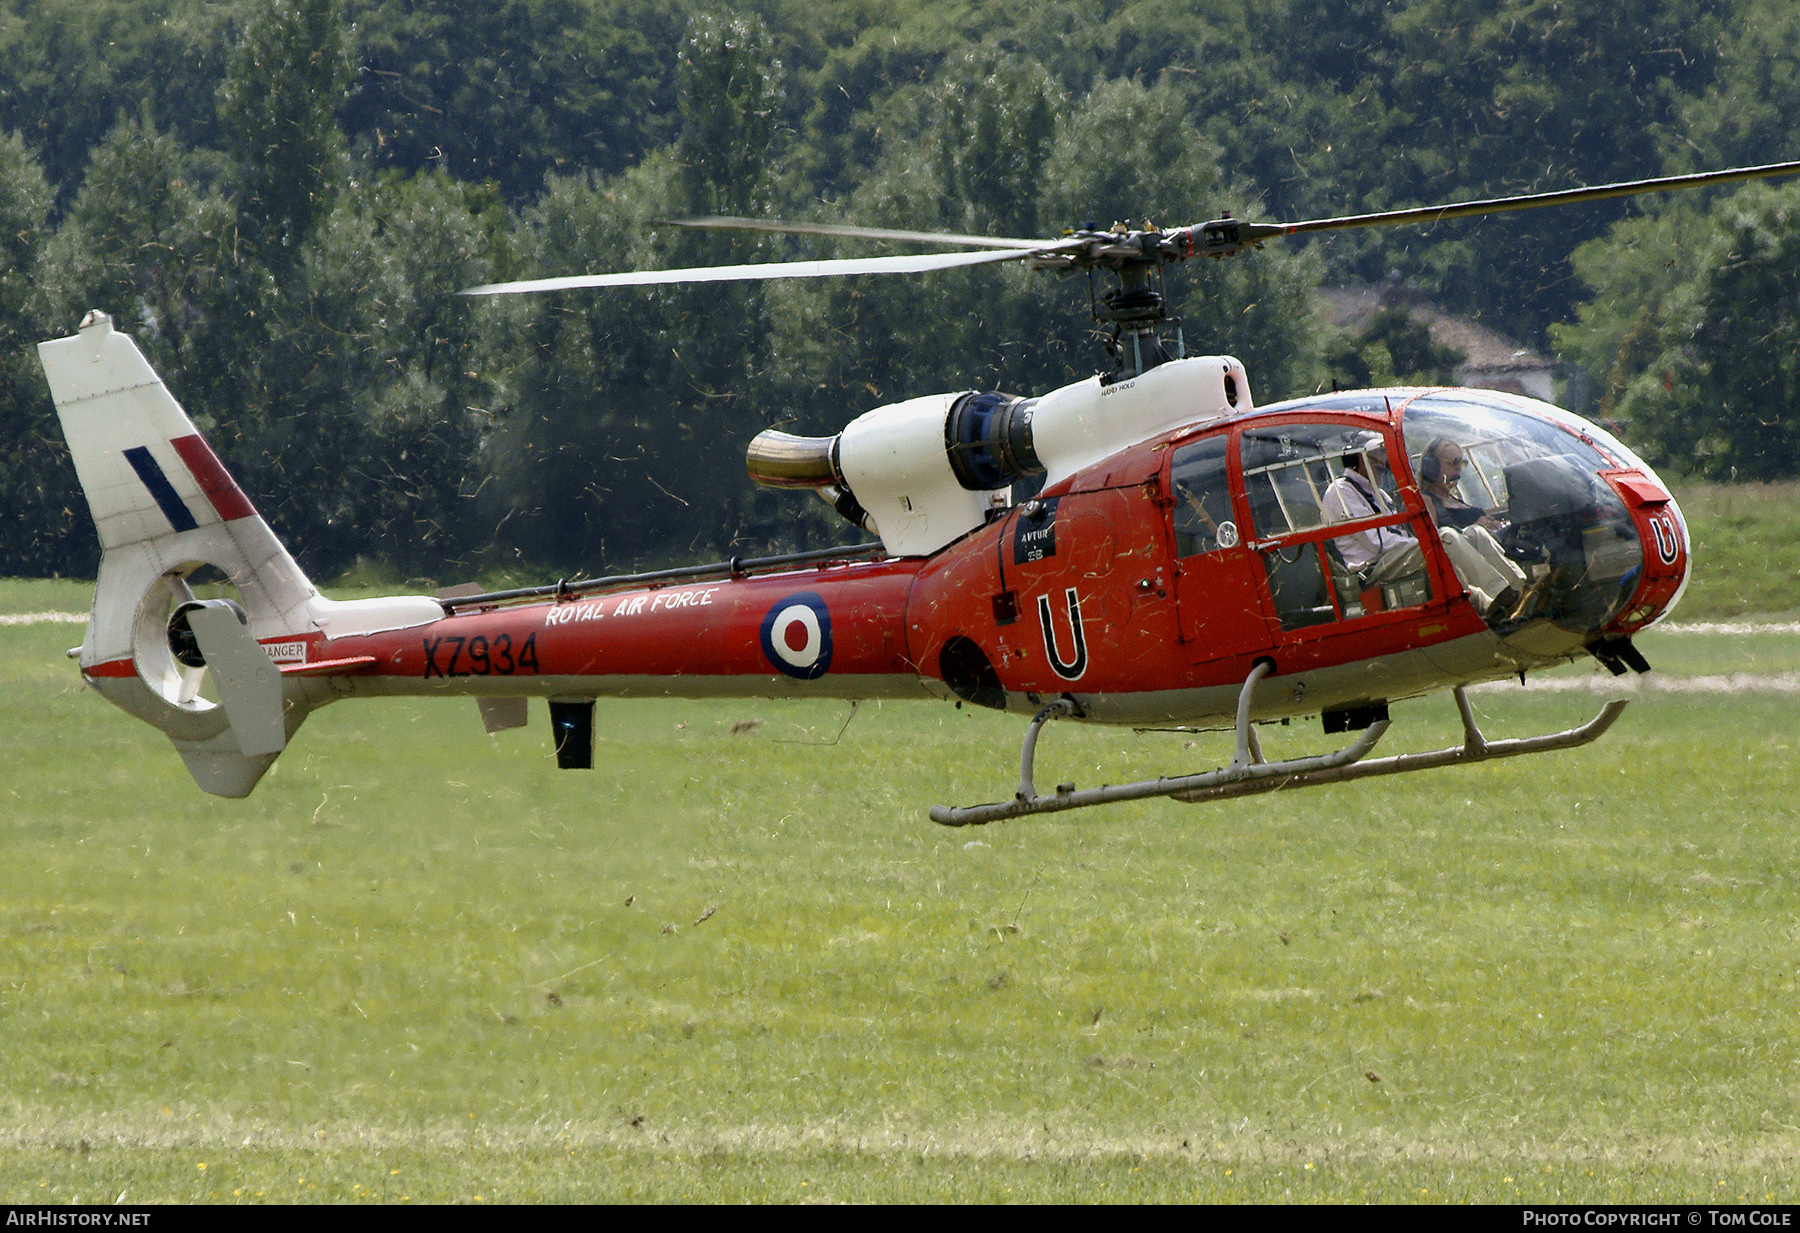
[1601,470,1688,633]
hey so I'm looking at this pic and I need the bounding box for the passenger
[1322,435,1423,584]
[1324,432,1527,617]
[1419,437,1501,531]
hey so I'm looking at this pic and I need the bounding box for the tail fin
[39,311,322,796]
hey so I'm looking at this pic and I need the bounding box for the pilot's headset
[1419,438,1455,486]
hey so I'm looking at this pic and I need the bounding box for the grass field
[4,486,1800,1204]
[1669,481,1800,619]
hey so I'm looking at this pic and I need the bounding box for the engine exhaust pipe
[746,430,839,489]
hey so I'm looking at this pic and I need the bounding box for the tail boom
[269,559,925,703]
[41,313,931,794]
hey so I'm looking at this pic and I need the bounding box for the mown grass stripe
[0,611,84,625]
[1476,672,1800,693]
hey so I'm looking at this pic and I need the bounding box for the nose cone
[1601,468,1690,633]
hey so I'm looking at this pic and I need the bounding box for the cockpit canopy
[1399,392,1644,636]
[1212,387,1672,641]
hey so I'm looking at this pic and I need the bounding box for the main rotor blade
[656,215,1054,251]
[460,244,1070,296]
[1274,160,1800,237]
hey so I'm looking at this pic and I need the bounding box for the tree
[1557,183,1800,479]
[1326,308,1466,390]
[1038,76,1326,401]
[901,51,1064,241]
[483,158,749,571]
[1665,0,1800,173]
[341,0,678,205]
[31,113,259,533]
[0,0,237,202]
[1246,0,1728,342]
[233,169,496,575]
[1550,198,1710,419]
[31,111,501,576]
[771,71,1323,416]
[31,112,259,554]
[674,10,785,220]
[219,0,352,270]
[476,14,803,572]
[0,132,82,576]
[32,116,238,374]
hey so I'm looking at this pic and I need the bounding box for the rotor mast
[1034,221,1192,381]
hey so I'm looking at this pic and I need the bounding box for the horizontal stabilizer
[173,731,280,799]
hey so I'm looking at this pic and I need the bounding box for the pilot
[1324,432,1527,617]
[1419,437,1501,532]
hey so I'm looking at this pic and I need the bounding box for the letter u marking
[1648,514,1679,565]
[1037,588,1088,681]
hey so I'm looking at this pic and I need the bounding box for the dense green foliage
[1557,184,1800,479]
[1,0,1799,575]
[1327,308,1467,390]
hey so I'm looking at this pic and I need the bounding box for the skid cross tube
[930,674,1629,825]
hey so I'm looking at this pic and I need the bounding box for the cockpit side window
[1238,420,1435,629]
[1240,422,1396,538]
[1170,434,1236,557]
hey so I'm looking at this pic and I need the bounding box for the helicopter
[39,160,1800,821]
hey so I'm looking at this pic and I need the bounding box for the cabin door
[1236,418,1441,641]
[1167,432,1276,661]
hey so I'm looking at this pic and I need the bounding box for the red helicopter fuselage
[293,387,1688,734]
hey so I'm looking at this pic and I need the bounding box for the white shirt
[1322,469,1416,572]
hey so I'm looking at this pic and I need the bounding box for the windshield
[1402,392,1642,636]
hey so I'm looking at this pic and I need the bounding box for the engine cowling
[745,354,1252,557]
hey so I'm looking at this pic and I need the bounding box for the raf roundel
[760,592,834,680]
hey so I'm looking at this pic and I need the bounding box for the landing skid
[929,662,1629,826]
